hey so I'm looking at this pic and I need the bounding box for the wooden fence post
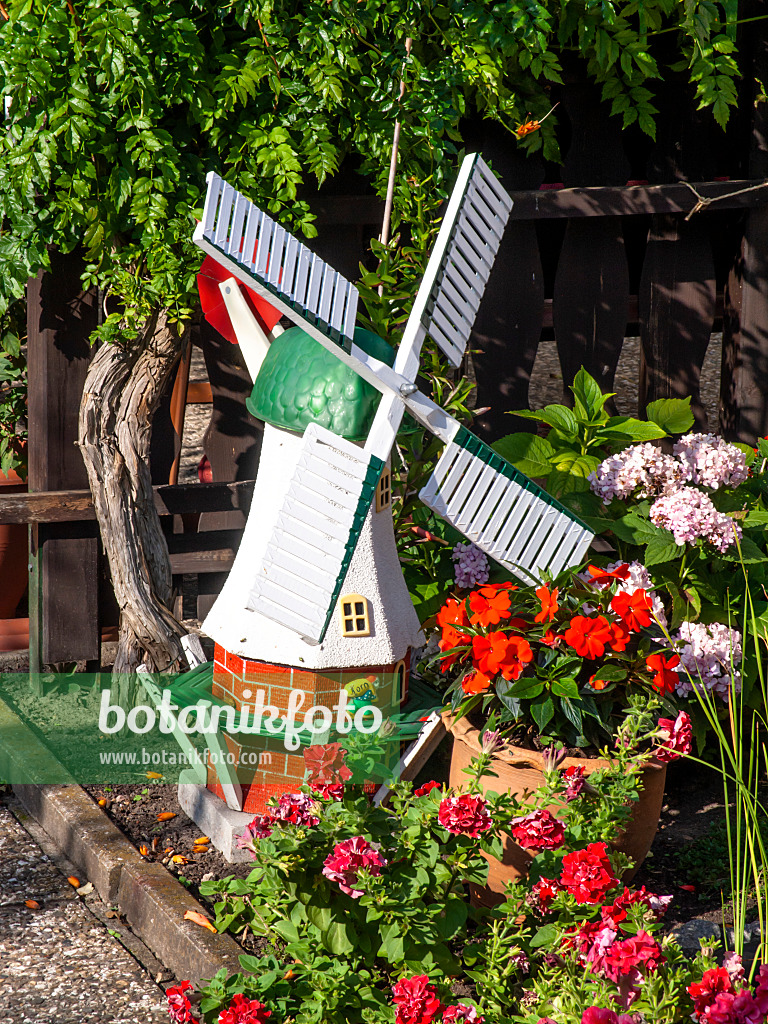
[26,251,100,669]
[721,9,768,443]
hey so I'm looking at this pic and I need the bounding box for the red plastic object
[197,254,282,345]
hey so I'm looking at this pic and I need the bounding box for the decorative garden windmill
[194,154,593,647]
[186,154,593,819]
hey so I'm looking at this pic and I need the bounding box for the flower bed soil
[85,745,738,939]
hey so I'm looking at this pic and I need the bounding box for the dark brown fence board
[27,251,100,666]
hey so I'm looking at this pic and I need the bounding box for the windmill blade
[397,154,512,377]
[246,424,384,644]
[194,172,359,353]
[419,427,593,584]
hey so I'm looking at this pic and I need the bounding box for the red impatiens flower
[559,842,618,904]
[510,809,566,851]
[218,994,272,1024]
[645,651,681,695]
[608,620,631,652]
[391,975,443,1024]
[534,585,559,623]
[586,563,630,586]
[322,836,387,898]
[414,780,441,798]
[436,599,472,669]
[438,793,492,838]
[468,586,513,627]
[610,588,654,632]
[461,668,493,695]
[655,710,692,762]
[688,967,734,1016]
[167,981,195,1023]
[564,615,614,659]
[472,631,534,682]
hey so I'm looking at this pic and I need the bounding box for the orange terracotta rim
[442,710,665,776]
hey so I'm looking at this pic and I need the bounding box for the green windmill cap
[246,326,415,441]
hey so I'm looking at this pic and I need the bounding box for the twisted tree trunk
[78,309,187,674]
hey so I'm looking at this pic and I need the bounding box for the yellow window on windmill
[375,466,391,512]
[340,594,371,637]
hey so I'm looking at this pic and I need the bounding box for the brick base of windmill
[177,643,413,861]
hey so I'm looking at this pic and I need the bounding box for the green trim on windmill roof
[246,326,417,440]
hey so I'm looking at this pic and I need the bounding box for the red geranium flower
[645,652,681,695]
[688,967,734,1016]
[530,877,561,910]
[414,780,441,798]
[167,981,195,1024]
[322,836,387,898]
[303,742,352,785]
[391,975,443,1024]
[438,793,492,837]
[656,710,692,762]
[587,563,630,585]
[310,780,345,801]
[564,615,614,659]
[468,586,513,627]
[610,589,653,632]
[561,765,587,801]
[581,1010,636,1024]
[472,632,534,682]
[604,930,665,982]
[559,842,617,904]
[534,585,559,623]
[510,809,565,851]
[218,994,272,1024]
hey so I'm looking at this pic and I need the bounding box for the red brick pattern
[207,645,410,812]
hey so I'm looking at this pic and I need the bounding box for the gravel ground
[0,799,170,1024]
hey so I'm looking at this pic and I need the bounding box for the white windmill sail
[192,157,593,644]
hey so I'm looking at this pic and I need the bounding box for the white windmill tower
[188,154,593,818]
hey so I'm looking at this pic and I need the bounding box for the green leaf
[570,368,608,421]
[530,694,555,732]
[492,433,555,478]
[536,404,580,435]
[377,922,405,962]
[306,904,332,932]
[322,921,354,955]
[599,417,666,444]
[273,919,300,945]
[645,397,695,434]
[550,676,579,698]
[531,923,560,948]
[644,535,683,565]
[508,678,544,700]
[589,664,627,683]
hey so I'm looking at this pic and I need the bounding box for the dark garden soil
[84,736,745,945]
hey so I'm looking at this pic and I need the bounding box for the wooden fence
[2,9,767,667]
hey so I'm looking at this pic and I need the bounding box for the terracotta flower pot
[444,713,667,905]
[0,466,28,620]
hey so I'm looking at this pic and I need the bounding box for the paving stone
[0,804,169,1024]
[0,807,75,907]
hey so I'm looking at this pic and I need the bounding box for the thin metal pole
[380,37,412,250]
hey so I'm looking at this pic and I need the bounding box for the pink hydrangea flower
[589,443,685,504]
[655,711,693,762]
[438,793,492,838]
[649,487,741,553]
[510,809,566,851]
[671,621,742,701]
[322,836,387,898]
[452,542,490,589]
[673,433,748,490]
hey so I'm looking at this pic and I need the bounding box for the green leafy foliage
[492,368,683,499]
